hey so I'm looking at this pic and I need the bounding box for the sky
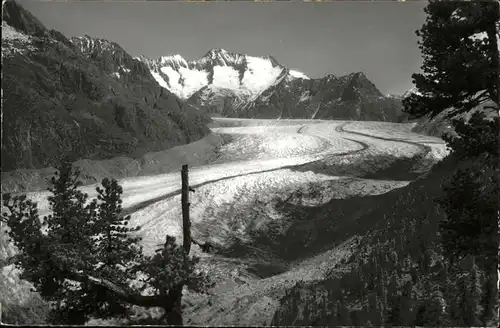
[17,0,428,95]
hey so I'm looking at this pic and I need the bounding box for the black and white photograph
[1,0,499,326]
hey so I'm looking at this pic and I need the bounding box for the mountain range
[2,0,408,172]
[136,50,407,121]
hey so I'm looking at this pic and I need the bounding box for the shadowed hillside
[1,0,212,172]
[271,153,498,326]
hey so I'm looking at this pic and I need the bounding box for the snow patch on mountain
[197,86,254,106]
[159,66,174,76]
[213,66,241,89]
[72,35,119,55]
[289,70,310,80]
[159,65,209,99]
[2,22,28,41]
[137,50,291,100]
[150,70,170,90]
[178,67,209,94]
[110,65,131,80]
[241,56,284,95]
[299,91,311,103]
[1,22,36,58]
[161,54,188,67]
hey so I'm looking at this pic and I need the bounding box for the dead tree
[164,165,195,325]
[180,165,213,252]
[181,166,213,254]
[181,164,192,255]
[149,165,201,325]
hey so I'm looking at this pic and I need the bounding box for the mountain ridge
[135,49,294,100]
[1,0,212,172]
[135,49,406,121]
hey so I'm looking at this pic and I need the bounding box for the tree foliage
[403,0,499,119]
[437,154,498,268]
[442,111,499,159]
[402,1,499,326]
[2,158,213,324]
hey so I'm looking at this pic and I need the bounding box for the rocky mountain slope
[1,0,212,172]
[270,153,497,326]
[137,50,406,122]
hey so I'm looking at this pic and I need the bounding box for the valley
[2,117,447,325]
[11,118,446,249]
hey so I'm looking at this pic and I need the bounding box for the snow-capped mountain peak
[164,54,186,62]
[137,49,291,99]
[204,48,230,59]
[197,48,246,67]
[159,54,188,68]
[136,49,392,122]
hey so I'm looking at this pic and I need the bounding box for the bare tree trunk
[485,30,499,108]
[165,287,183,325]
[164,164,193,326]
[181,164,192,255]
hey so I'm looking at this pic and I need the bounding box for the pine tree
[437,157,498,268]
[368,292,378,313]
[387,295,403,326]
[45,158,95,261]
[335,295,351,326]
[29,158,100,324]
[400,282,414,325]
[415,280,445,326]
[480,271,499,326]
[469,262,484,322]
[443,111,499,160]
[86,178,145,320]
[2,160,213,325]
[414,296,443,326]
[402,5,499,328]
[403,0,499,119]
[386,274,399,304]
[349,310,363,326]
[454,261,484,326]
[404,0,499,269]
[375,297,385,326]
[410,266,419,284]
[94,178,142,275]
[443,273,464,326]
